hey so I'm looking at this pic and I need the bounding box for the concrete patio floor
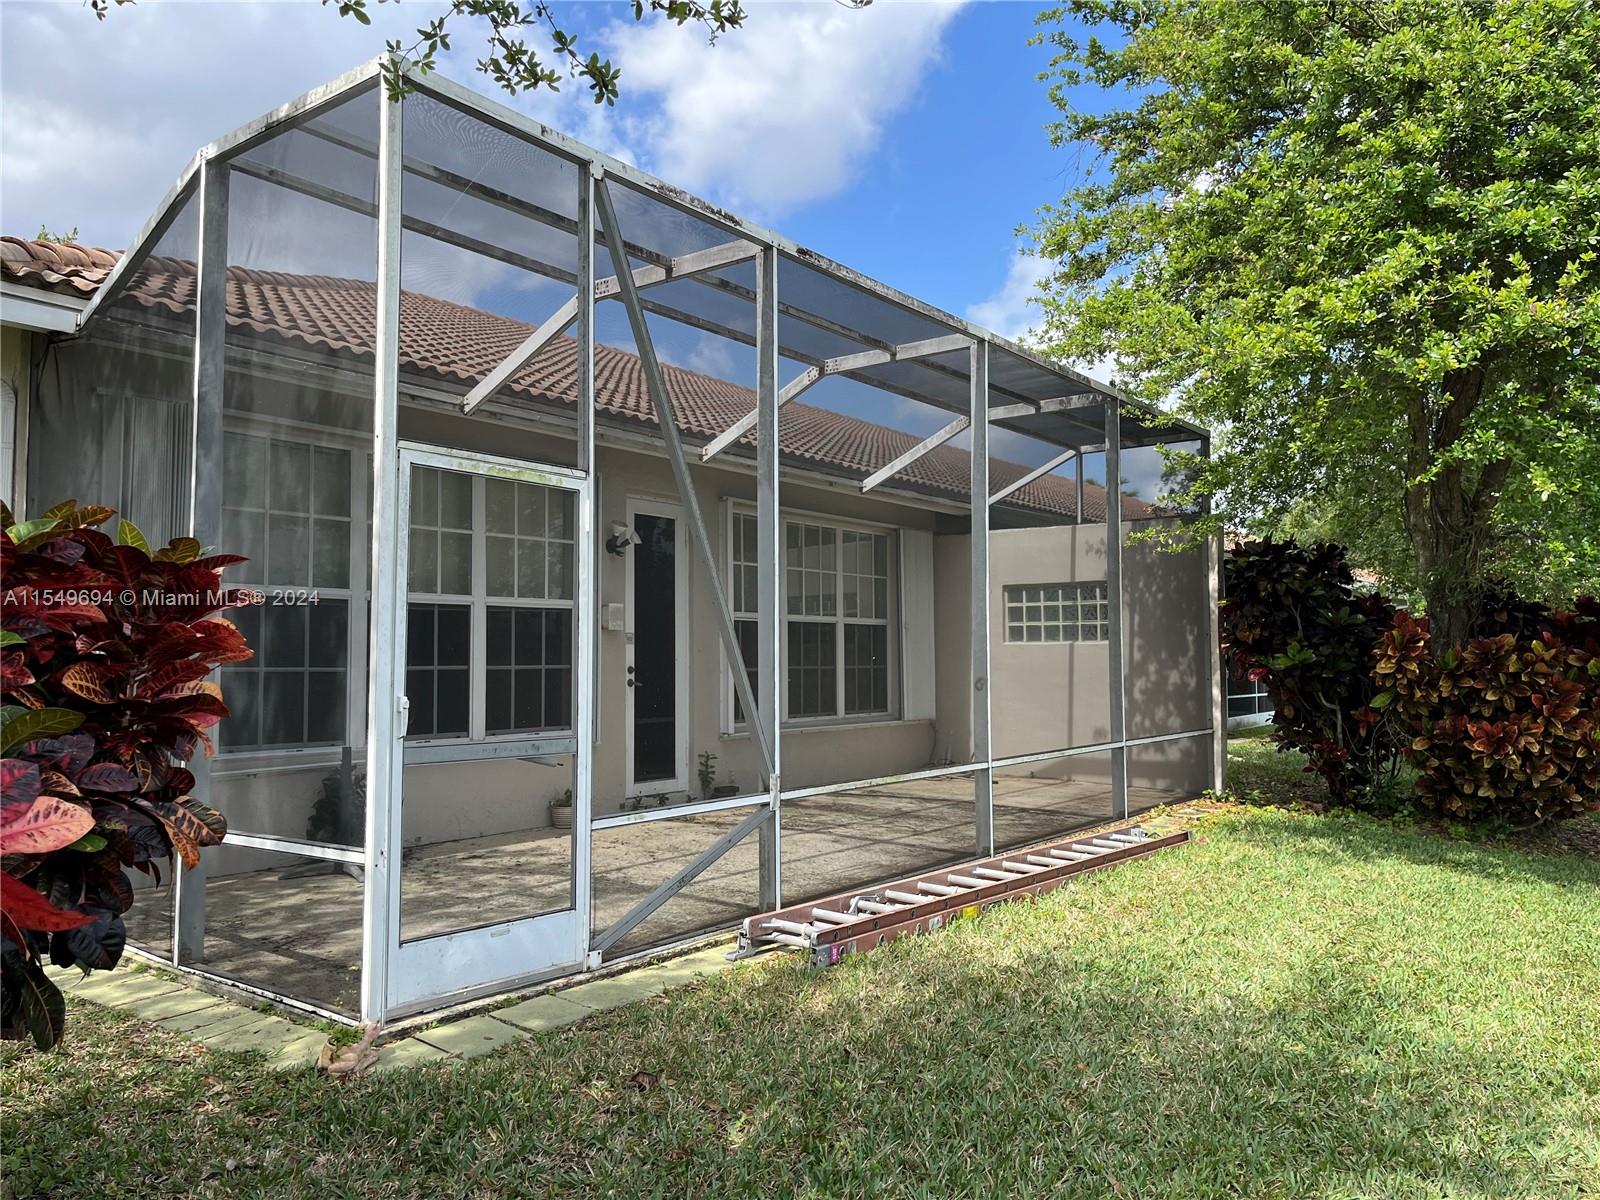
[142,774,1189,1016]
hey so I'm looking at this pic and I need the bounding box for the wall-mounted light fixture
[605,520,641,556]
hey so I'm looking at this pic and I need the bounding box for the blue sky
[0,1,1169,493]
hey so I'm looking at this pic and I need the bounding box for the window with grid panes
[731,512,894,725]
[405,467,473,739]
[404,466,575,743]
[219,431,355,751]
[484,477,573,735]
[1002,582,1109,643]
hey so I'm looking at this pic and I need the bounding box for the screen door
[385,444,589,1010]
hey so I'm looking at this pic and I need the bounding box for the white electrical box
[602,602,626,631]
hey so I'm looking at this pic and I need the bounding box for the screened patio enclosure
[51,60,1222,1024]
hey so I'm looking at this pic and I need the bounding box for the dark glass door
[631,511,677,786]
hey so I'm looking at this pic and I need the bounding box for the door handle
[626,677,637,688]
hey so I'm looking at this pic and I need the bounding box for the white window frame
[723,503,901,733]
[1002,581,1109,644]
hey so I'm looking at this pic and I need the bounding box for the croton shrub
[1,501,250,1049]
[1375,598,1600,826]
[1221,538,1406,807]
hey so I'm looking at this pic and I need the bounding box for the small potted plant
[699,751,740,799]
[550,787,573,829]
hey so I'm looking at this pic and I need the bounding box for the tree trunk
[1401,365,1510,649]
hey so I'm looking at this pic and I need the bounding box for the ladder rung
[855,899,902,915]
[1000,860,1044,874]
[810,908,852,924]
[1025,855,1061,868]
[972,867,1021,882]
[1108,832,1144,844]
[884,890,924,905]
[763,918,813,936]
[918,881,958,896]
[764,932,811,948]
[1089,839,1123,851]
[947,874,985,889]
[1049,849,1089,862]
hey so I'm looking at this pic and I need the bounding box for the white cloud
[0,1,422,247]
[966,250,1049,341]
[601,1,965,218]
[658,332,738,380]
[2,1,962,253]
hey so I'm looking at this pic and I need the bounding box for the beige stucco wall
[935,521,1214,794]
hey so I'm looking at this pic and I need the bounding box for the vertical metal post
[360,87,403,1025]
[1202,435,1225,794]
[573,162,597,945]
[1105,398,1128,819]
[1075,453,1086,526]
[176,154,228,965]
[591,176,772,777]
[756,244,781,909]
[970,340,993,855]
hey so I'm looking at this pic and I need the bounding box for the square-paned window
[405,603,471,739]
[219,431,356,753]
[404,467,575,744]
[1002,581,1110,643]
[733,511,896,726]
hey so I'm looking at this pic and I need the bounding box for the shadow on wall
[1121,520,1215,794]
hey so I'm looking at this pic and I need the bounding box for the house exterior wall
[16,322,1215,881]
[935,522,1213,793]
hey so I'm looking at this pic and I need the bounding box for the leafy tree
[1031,0,1600,646]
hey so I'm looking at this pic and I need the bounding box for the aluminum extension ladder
[735,823,1190,967]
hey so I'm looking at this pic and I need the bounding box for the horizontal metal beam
[823,333,970,375]
[990,447,1077,506]
[988,393,1102,423]
[592,239,759,300]
[861,416,970,493]
[591,791,769,831]
[591,804,771,954]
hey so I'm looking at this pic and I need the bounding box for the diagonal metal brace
[989,447,1078,506]
[699,365,821,462]
[593,175,774,777]
[860,416,970,493]
[591,805,772,954]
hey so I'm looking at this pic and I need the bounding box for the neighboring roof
[1,237,1151,521]
[0,237,119,295]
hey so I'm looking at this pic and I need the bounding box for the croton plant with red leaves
[1,501,251,1049]
[1374,599,1600,826]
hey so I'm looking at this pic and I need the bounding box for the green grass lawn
[4,742,1599,1199]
